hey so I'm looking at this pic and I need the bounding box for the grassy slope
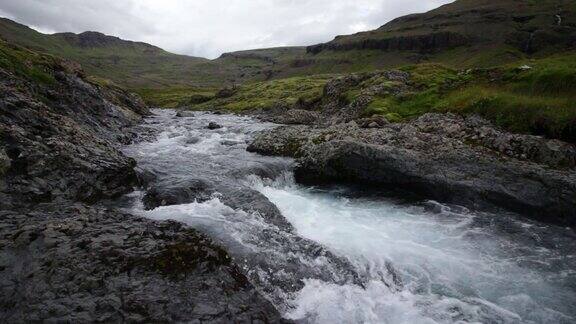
[192,76,331,111]
[351,53,576,142]
[308,0,576,69]
[0,38,59,86]
[3,0,573,96]
[140,0,576,105]
[134,87,218,108]
[183,50,575,143]
[0,18,217,88]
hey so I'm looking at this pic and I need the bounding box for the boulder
[0,50,149,205]
[357,115,390,129]
[175,110,195,118]
[143,179,214,210]
[215,87,238,99]
[207,122,223,130]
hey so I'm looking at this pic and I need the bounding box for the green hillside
[307,0,576,68]
[0,17,216,88]
[2,0,575,106]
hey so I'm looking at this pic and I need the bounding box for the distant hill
[306,0,576,68]
[214,0,576,81]
[1,0,574,90]
[0,18,216,88]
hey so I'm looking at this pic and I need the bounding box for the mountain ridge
[2,0,575,90]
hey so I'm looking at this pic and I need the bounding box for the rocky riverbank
[0,43,286,322]
[0,204,283,322]
[248,112,576,227]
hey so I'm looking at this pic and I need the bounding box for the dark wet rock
[249,115,576,227]
[0,44,289,322]
[227,162,293,181]
[0,205,285,323]
[208,122,223,130]
[135,167,158,189]
[176,110,196,118]
[143,179,215,210]
[218,185,294,232]
[220,140,242,146]
[0,56,148,206]
[0,147,9,177]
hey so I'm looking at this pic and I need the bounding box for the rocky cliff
[0,40,149,206]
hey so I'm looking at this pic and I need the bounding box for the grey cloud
[0,0,454,59]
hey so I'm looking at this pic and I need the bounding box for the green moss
[384,113,404,123]
[358,54,576,142]
[343,89,362,103]
[129,242,232,278]
[135,87,217,108]
[437,85,576,140]
[400,63,463,88]
[0,40,57,85]
[194,75,331,112]
[364,97,393,116]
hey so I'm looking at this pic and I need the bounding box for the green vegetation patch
[135,87,217,108]
[193,76,331,112]
[0,39,57,85]
[363,55,576,142]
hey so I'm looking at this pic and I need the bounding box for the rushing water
[121,110,576,323]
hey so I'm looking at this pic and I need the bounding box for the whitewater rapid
[121,110,576,323]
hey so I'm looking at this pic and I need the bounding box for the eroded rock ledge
[248,113,576,227]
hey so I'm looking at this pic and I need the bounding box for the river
[119,109,576,323]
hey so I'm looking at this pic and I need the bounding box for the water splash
[123,110,576,323]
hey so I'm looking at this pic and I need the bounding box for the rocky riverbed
[117,109,576,323]
[1,50,575,322]
[249,112,576,227]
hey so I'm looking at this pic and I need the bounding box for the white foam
[250,175,574,323]
[125,111,575,323]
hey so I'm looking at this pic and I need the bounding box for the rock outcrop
[248,113,576,227]
[0,205,284,323]
[0,56,147,206]
[307,31,470,54]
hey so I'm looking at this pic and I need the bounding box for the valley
[1,0,575,322]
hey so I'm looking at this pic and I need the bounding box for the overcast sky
[0,0,454,59]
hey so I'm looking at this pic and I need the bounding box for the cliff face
[307,31,470,54]
[307,0,576,55]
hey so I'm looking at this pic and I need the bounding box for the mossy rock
[127,239,233,279]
